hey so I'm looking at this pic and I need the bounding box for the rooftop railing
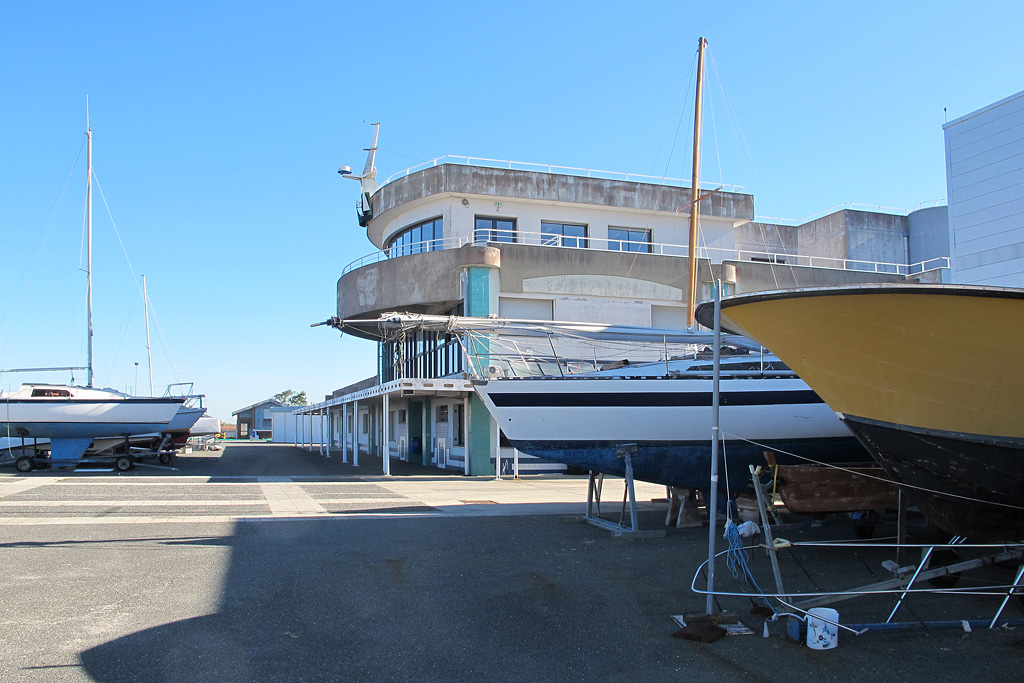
[381,155,746,194]
[340,230,951,277]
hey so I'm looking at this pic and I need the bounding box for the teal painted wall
[464,266,493,317]
[463,266,499,476]
[468,393,494,475]
[423,398,433,465]
[408,400,423,465]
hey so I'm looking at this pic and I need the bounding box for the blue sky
[2,1,1022,421]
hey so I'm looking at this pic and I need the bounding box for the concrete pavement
[1,442,1022,682]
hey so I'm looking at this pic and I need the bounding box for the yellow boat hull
[698,284,1024,540]
[707,285,1024,440]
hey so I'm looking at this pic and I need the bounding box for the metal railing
[341,229,951,277]
[381,155,746,194]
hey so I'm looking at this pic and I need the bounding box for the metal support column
[705,281,722,616]
[341,403,348,463]
[382,392,390,476]
[494,416,501,480]
[463,394,470,476]
[353,400,359,467]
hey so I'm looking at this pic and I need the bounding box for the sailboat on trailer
[1,119,185,464]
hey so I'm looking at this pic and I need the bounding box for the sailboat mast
[685,37,707,329]
[143,275,154,396]
[86,118,94,387]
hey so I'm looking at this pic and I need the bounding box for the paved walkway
[0,472,667,526]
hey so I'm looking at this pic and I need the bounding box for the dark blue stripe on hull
[508,437,868,492]
[489,390,823,408]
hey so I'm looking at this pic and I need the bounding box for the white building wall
[943,90,1024,285]
[271,410,325,445]
[379,195,738,258]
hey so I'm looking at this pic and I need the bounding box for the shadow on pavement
[76,511,1024,682]
[175,442,465,479]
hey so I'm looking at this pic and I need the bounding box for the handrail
[381,155,746,194]
[340,229,951,277]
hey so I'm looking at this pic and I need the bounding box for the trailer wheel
[158,453,173,465]
[115,455,134,472]
[15,456,34,473]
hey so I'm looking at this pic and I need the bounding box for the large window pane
[475,216,518,244]
[541,221,588,248]
[386,217,444,256]
[608,227,651,253]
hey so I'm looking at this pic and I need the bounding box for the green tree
[273,389,308,406]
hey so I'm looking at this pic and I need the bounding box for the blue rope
[724,521,776,614]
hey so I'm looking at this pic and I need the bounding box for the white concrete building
[944,89,1024,285]
[288,135,951,476]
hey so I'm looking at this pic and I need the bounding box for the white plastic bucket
[806,608,839,650]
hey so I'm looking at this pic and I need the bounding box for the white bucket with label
[806,608,839,650]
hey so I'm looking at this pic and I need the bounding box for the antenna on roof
[338,122,380,226]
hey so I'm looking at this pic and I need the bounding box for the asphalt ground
[1,443,1023,682]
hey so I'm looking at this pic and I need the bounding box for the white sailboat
[1,119,185,464]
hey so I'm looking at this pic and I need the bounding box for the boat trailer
[5,433,178,472]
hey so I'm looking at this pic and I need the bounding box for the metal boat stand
[581,443,664,538]
[745,465,1024,637]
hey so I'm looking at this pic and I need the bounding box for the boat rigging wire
[721,429,1024,512]
[91,172,181,387]
[599,46,698,328]
[101,295,137,387]
[706,47,794,293]
[0,137,85,367]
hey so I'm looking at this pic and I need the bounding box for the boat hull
[505,437,865,493]
[705,285,1024,442]
[699,284,1024,540]
[774,464,898,515]
[164,406,205,435]
[843,414,1024,540]
[1,398,184,440]
[474,375,870,491]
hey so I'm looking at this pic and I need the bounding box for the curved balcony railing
[340,230,950,277]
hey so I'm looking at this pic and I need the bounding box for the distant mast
[86,107,94,388]
[685,37,707,329]
[143,275,154,396]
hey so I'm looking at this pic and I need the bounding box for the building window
[474,216,517,244]
[452,403,464,447]
[386,217,444,257]
[541,221,588,248]
[362,414,369,434]
[398,409,406,424]
[436,404,449,423]
[750,254,788,264]
[608,227,651,253]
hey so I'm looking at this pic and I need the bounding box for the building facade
[943,89,1024,285]
[291,141,949,476]
[232,398,288,439]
